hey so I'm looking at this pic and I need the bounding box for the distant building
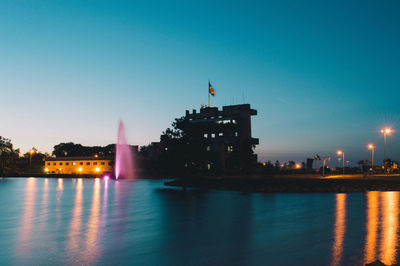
[44,157,113,175]
[184,104,259,171]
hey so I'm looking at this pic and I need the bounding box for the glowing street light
[368,144,375,174]
[380,127,392,162]
[337,150,345,175]
[29,148,35,170]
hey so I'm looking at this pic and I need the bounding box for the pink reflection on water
[115,121,134,179]
[68,179,83,254]
[86,178,101,263]
[18,178,37,255]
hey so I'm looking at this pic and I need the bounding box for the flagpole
[208,93,210,107]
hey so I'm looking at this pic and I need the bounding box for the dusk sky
[1,0,400,164]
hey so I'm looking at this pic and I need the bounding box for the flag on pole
[209,81,215,96]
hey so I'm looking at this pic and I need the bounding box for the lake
[0,177,398,265]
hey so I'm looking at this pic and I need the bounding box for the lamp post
[29,149,35,170]
[368,144,375,174]
[380,128,392,162]
[337,150,344,175]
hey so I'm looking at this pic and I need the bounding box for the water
[0,178,399,265]
[115,121,134,179]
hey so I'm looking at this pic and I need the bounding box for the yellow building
[44,157,113,175]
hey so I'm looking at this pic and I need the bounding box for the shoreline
[164,174,400,193]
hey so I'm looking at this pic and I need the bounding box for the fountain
[114,121,135,179]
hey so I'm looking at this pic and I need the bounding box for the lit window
[235,132,238,137]
[72,162,76,166]
[204,133,208,138]
[207,163,211,170]
[211,133,215,138]
[218,133,223,137]
[228,146,233,152]
[206,146,211,151]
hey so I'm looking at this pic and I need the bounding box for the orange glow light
[337,150,343,155]
[368,144,374,150]
[381,128,392,134]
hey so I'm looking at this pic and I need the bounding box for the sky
[1,0,400,164]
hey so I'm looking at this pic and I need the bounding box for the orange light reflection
[364,191,379,264]
[379,192,399,265]
[331,194,346,266]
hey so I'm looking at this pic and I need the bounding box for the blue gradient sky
[1,0,400,164]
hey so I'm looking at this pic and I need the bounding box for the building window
[101,162,105,165]
[204,133,208,138]
[53,163,56,166]
[207,163,211,170]
[60,162,63,165]
[211,133,215,138]
[228,146,233,152]
[47,163,50,166]
[72,162,76,166]
[65,163,69,166]
[206,146,211,151]
[108,162,111,165]
[80,162,83,165]
[94,162,98,165]
[235,131,238,137]
[86,162,90,165]
[218,133,223,137]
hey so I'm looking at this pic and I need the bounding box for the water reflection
[18,178,37,255]
[362,191,400,265]
[86,178,101,263]
[364,191,379,263]
[331,193,346,266]
[9,178,400,265]
[380,192,399,265]
[68,179,83,253]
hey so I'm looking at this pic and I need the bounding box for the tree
[52,142,115,157]
[0,136,20,174]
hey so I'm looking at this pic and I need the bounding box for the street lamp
[29,149,35,170]
[368,144,375,174]
[380,127,392,162]
[337,150,345,175]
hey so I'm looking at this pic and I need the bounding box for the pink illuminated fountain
[114,121,135,179]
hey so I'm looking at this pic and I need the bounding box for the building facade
[44,157,113,175]
[184,104,259,172]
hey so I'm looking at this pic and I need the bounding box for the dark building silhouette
[184,104,259,171]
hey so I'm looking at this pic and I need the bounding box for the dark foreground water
[0,178,399,265]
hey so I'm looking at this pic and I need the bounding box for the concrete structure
[185,104,259,170]
[44,156,113,175]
